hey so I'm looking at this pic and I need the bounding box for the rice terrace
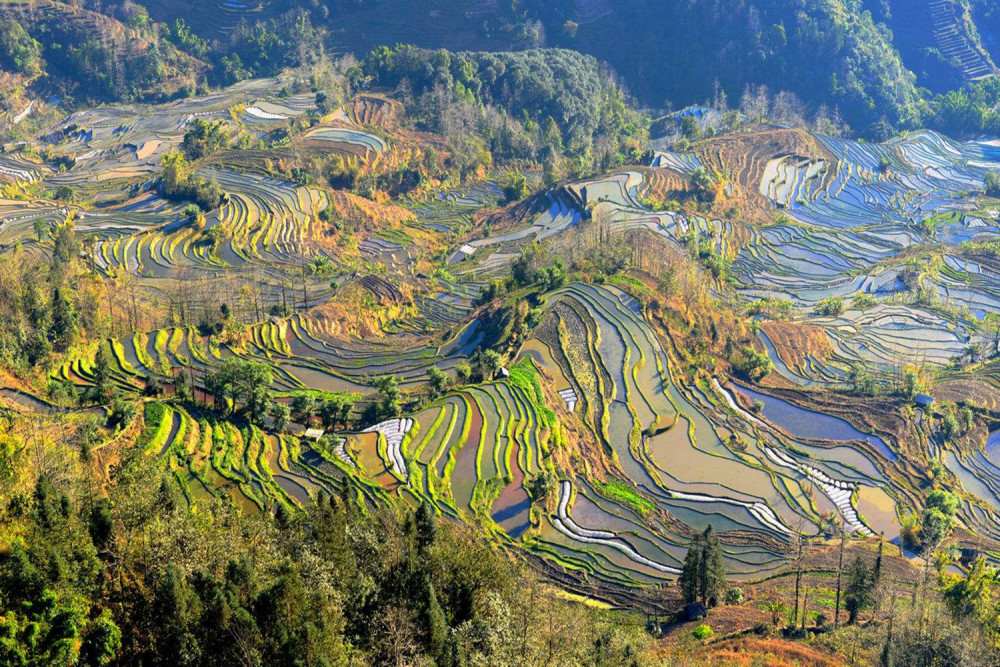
[11,1,1000,665]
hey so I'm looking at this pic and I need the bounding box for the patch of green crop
[594,479,654,517]
[507,357,556,428]
[606,274,652,298]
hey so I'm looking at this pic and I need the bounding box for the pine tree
[91,344,112,403]
[422,578,447,659]
[700,525,727,606]
[679,533,703,605]
[834,526,846,629]
[50,287,77,351]
[440,634,466,667]
[415,501,437,552]
[845,555,873,624]
[679,525,727,607]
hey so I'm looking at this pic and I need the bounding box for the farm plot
[410,178,503,233]
[57,300,486,407]
[301,126,387,155]
[340,370,552,528]
[521,283,896,579]
[37,78,315,191]
[142,400,383,513]
[458,171,687,272]
[814,304,977,371]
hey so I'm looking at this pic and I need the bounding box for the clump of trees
[0,18,41,76]
[511,242,567,292]
[731,345,772,382]
[204,358,274,424]
[679,525,727,609]
[158,153,224,211]
[182,118,230,159]
[986,171,1000,197]
[0,216,103,376]
[813,296,844,317]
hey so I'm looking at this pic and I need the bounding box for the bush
[986,170,1000,197]
[852,293,877,310]
[691,624,713,640]
[746,297,793,320]
[732,346,772,382]
[813,296,844,317]
[725,587,744,605]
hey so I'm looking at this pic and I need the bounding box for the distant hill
[131,0,944,134]
[0,0,206,106]
[4,0,1000,136]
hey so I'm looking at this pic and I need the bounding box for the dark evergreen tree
[422,578,447,659]
[845,555,874,624]
[678,532,703,605]
[415,502,437,553]
[679,525,727,607]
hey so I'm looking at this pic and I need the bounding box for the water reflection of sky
[734,383,896,461]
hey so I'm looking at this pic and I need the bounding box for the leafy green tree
[368,374,403,422]
[732,346,772,382]
[849,364,877,396]
[986,170,1000,197]
[920,490,958,553]
[690,167,715,201]
[680,115,701,140]
[941,411,960,442]
[469,348,503,383]
[318,393,355,431]
[291,393,317,424]
[813,296,844,316]
[78,610,121,666]
[182,119,230,160]
[269,401,291,431]
[502,170,529,203]
[107,393,136,431]
[426,366,449,399]
[204,359,273,424]
[902,367,924,400]
[33,217,49,242]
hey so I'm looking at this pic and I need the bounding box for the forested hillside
[5,0,1000,138]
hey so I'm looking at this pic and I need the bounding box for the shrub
[852,293,876,310]
[725,587,744,605]
[986,170,1000,197]
[746,297,793,320]
[691,624,713,640]
[813,296,844,316]
[732,346,772,382]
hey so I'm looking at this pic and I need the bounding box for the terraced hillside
[10,72,1000,615]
